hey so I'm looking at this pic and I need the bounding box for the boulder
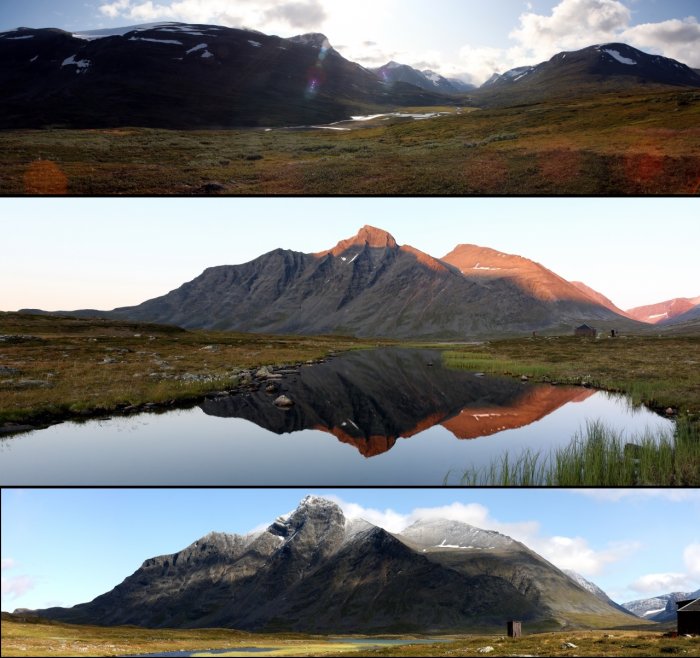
[273,395,294,408]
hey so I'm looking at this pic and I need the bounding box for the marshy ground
[1,89,699,194]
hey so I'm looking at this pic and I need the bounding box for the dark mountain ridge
[27,226,641,339]
[475,42,700,105]
[0,23,451,128]
[2,22,699,128]
[28,497,638,632]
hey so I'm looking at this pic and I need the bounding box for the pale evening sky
[1,0,699,84]
[1,197,698,313]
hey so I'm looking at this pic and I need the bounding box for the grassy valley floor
[1,618,695,657]
[1,89,699,194]
[0,312,389,431]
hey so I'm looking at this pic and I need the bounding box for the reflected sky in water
[0,389,672,486]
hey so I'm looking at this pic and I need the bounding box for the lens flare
[304,38,332,99]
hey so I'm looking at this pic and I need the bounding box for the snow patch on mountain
[61,54,91,72]
[603,48,637,65]
[129,37,183,45]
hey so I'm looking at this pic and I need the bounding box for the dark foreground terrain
[1,88,699,194]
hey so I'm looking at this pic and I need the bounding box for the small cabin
[574,324,596,338]
[507,620,522,638]
[677,598,700,635]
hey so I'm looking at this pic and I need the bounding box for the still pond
[0,348,673,485]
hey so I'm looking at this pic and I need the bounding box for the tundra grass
[2,619,694,658]
[443,334,700,485]
[442,334,700,416]
[0,618,360,657]
[451,418,700,486]
[0,312,390,429]
[1,89,699,194]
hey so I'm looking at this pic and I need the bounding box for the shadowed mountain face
[45,226,638,339]
[0,24,451,128]
[475,42,700,105]
[200,348,591,457]
[31,497,637,632]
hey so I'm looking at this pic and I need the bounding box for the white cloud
[629,542,700,595]
[327,496,633,577]
[621,17,700,69]
[631,572,690,594]
[456,0,700,84]
[98,0,338,34]
[1,574,35,599]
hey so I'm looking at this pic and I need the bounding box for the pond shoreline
[0,356,333,437]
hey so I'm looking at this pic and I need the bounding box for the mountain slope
[627,296,700,324]
[475,42,700,106]
[29,497,638,632]
[563,570,633,616]
[34,226,638,339]
[373,61,474,94]
[623,588,700,622]
[0,23,451,128]
[570,282,631,318]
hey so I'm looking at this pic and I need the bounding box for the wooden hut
[677,598,700,634]
[574,324,596,338]
[507,620,522,638]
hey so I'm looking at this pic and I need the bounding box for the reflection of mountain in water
[200,348,591,457]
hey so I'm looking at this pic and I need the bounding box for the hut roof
[576,324,594,330]
[678,598,700,612]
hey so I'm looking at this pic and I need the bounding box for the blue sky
[2,488,700,612]
[1,1,699,83]
[1,197,698,312]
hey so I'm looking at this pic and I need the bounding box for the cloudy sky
[1,197,699,312]
[3,488,700,612]
[1,0,699,84]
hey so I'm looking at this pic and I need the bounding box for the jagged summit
[319,225,398,257]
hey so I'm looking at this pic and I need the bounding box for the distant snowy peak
[479,41,700,91]
[373,61,471,94]
[481,65,535,87]
[397,518,516,550]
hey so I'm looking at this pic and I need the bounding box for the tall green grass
[449,418,700,486]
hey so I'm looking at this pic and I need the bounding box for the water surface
[0,348,673,485]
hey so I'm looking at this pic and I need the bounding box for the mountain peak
[318,225,398,257]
